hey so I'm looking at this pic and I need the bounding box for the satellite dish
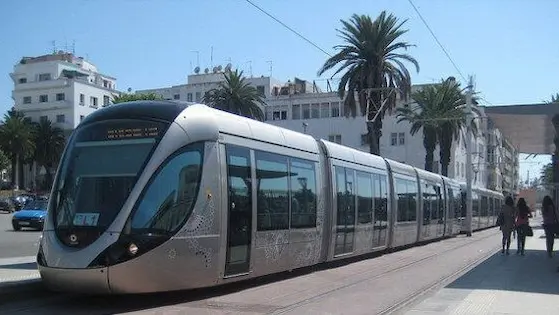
[212,66,218,73]
[194,66,200,74]
[204,68,209,74]
[225,63,232,72]
[217,65,223,72]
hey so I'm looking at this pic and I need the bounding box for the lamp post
[465,76,474,237]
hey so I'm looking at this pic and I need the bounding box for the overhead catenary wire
[407,0,467,83]
[243,0,333,57]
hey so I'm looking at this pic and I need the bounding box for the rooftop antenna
[64,38,68,52]
[267,60,273,77]
[72,40,76,54]
[191,51,200,68]
[51,40,56,54]
[210,46,213,69]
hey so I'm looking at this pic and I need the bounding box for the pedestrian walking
[515,198,533,256]
[497,196,516,255]
[541,195,558,258]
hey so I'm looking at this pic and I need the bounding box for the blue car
[12,198,48,231]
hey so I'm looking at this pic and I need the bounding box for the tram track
[271,228,500,314]
[1,227,501,314]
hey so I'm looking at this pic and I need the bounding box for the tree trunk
[423,128,437,172]
[18,156,25,190]
[439,127,453,177]
[10,157,16,186]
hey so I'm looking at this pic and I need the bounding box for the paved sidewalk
[405,220,559,315]
[0,255,40,286]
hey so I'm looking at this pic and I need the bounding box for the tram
[37,101,503,294]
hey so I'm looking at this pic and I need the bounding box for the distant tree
[540,162,553,188]
[0,150,10,173]
[112,93,163,105]
[32,119,66,190]
[202,69,266,121]
[0,108,35,188]
[549,93,559,103]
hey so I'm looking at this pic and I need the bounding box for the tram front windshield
[50,119,166,246]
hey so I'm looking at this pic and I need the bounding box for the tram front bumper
[38,265,110,294]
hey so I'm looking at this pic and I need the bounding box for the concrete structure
[9,51,120,189]
[11,51,120,130]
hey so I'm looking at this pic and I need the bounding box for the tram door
[224,145,252,276]
[334,166,355,256]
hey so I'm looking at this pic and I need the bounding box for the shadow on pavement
[0,262,37,270]
[447,248,559,295]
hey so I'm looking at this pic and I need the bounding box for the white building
[9,51,120,190]
[135,65,315,106]
[11,51,120,131]
[139,68,518,191]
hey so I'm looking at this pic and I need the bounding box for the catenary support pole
[465,76,474,237]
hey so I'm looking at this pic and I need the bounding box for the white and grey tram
[37,101,504,294]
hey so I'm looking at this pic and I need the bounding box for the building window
[18,78,27,84]
[256,85,265,97]
[187,93,193,102]
[302,104,310,119]
[272,110,287,120]
[391,133,397,146]
[195,92,201,102]
[23,96,31,104]
[320,103,329,118]
[90,96,98,107]
[292,104,301,120]
[38,73,51,81]
[56,93,65,101]
[103,95,110,106]
[39,95,48,103]
[80,115,85,121]
[311,103,319,119]
[328,134,342,144]
[331,102,340,117]
[40,116,48,122]
[173,94,180,100]
[80,93,85,105]
[398,132,405,145]
[56,115,65,123]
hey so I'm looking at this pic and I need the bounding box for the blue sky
[0,0,556,182]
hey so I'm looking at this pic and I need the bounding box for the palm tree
[317,12,419,155]
[437,78,478,176]
[202,69,265,121]
[0,108,35,188]
[396,86,442,171]
[32,119,66,190]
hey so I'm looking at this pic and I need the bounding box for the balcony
[14,100,73,113]
[13,79,70,91]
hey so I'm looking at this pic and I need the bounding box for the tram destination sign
[106,126,160,140]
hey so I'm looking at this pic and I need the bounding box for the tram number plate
[19,222,30,226]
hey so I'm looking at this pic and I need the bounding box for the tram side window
[396,178,417,222]
[357,171,373,224]
[489,197,494,217]
[473,193,480,216]
[336,167,356,227]
[434,185,443,221]
[256,151,289,231]
[481,196,488,218]
[373,174,388,228]
[422,182,432,224]
[290,158,317,228]
[130,144,203,234]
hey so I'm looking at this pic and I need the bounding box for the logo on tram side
[69,234,78,244]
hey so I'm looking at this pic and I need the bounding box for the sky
[0,0,556,183]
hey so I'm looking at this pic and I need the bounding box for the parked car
[0,198,15,213]
[12,198,48,231]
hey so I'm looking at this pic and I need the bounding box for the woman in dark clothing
[541,196,557,258]
[499,196,516,255]
[515,198,532,256]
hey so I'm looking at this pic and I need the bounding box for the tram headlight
[128,243,139,255]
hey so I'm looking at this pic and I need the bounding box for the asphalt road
[0,210,41,258]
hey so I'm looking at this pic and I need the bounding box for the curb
[0,278,43,294]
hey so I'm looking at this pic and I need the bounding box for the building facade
[9,51,120,189]
[137,68,519,192]
[11,51,120,131]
